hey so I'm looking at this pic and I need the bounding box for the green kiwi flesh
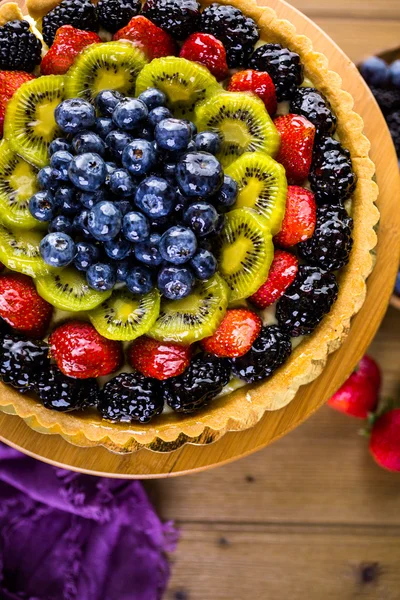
[149,274,230,344]
[194,91,280,167]
[4,75,66,168]
[36,268,112,311]
[225,152,287,235]
[135,57,220,119]
[0,225,52,277]
[88,288,160,341]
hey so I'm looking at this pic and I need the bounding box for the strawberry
[41,26,101,76]
[274,185,316,248]
[49,321,122,379]
[250,250,298,309]
[201,309,262,358]
[274,114,316,183]
[227,69,277,115]
[327,355,381,418]
[180,33,228,81]
[0,273,52,338]
[369,409,400,472]
[128,336,191,380]
[0,71,35,136]
[113,16,177,60]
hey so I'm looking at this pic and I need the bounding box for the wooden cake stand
[0,0,399,478]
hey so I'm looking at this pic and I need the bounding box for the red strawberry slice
[274,185,316,248]
[227,69,277,115]
[128,336,191,380]
[250,250,298,309]
[201,308,262,358]
[114,16,177,60]
[180,33,228,81]
[274,114,316,183]
[369,409,400,472]
[41,26,101,76]
[0,71,35,136]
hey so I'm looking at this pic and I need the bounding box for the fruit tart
[0,0,378,452]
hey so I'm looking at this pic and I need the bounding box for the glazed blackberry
[248,43,303,101]
[97,0,141,33]
[290,87,337,137]
[310,137,357,204]
[230,325,292,384]
[99,373,164,423]
[369,86,400,117]
[0,334,49,393]
[0,20,42,72]
[298,205,354,271]
[276,266,339,337]
[162,354,231,413]
[42,0,98,47]
[142,0,200,40]
[386,112,400,155]
[199,3,259,68]
[36,365,99,412]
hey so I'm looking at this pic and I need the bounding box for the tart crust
[0,2,24,24]
[0,0,379,453]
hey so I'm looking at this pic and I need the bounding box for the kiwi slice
[215,208,274,302]
[149,274,229,344]
[225,152,288,235]
[194,92,280,167]
[66,42,148,104]
[88,288,160,341]
[36,268,112,312]
[4,75,66,169]
[0,225,52,277]
[135,57,221,119]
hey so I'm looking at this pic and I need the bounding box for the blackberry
[290,87,337,137]
[142,0,200,40]
[42,0,98,47]
[0,20,42,72]
[386,112,400,155]
[230,325,292,384]
[276,266,338,337]
[99,373,163,423]
[162,354,231,413]
[199,3,259,68]
[310,137,357,204]
[369,86,400,117]
[97,0,141,33]
[248,43,303,101]
[0,334,49,394]
[36,365,99,412]
[298,205,354,271]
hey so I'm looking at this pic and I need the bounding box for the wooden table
[154,1,400,597]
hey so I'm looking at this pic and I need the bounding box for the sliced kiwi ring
[215,207,274,302]
[0,225,53,278]
[225,152,288,235]
[149,274,230,344]
[88,288,160,341]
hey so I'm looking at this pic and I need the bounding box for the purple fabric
[0,443,177,600]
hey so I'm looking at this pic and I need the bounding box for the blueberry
[155,118,191,152]
[88,201,122,241]
[190,248,217,280]
[105,130,134,161]
[86,262,116,291]
[214,175,238,208]
[29,190,55,222]
[159,226,197,264]
[176,151,224,198]
[37,166,61,191]
[50,150,73,182]
[109,169,136,197]
[389,60,400,89]
[157,266,194,300]
[77,189,109,210]
[48,214,74,235]
[95,89,124,117]
[54,186,80,215]
[116,259,131,282]
[194,131,221,155]
[134,176,175,218]
[94,116,115,140]
[163,161,177,182]
[72,131,106,156]
[40,232,76,267]
[395,270,400,297]
[134,232,163,266]
[148,106,172,127]
[123,211,150,242]
[74,241,100,271]
[215,213,225,234]
[183,202,219,237]
[139,87,166,110]
[184,120,197,137]
[126,265,154,294]
[105,162,117,176]
[114,200,132,216]
[49,138,71,156]
[112,98,148,131]
[104,235,132,260]
[360,56,389,87]
[122,139,157,176]
[55,98,96,135]
[134,123,154,141]
[73,210,91,238]
[149,215,173,233]
[68,153,106,192]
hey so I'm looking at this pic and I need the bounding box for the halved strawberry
[41,26,102,76]
[250,250,298,309]
[274,185,316,248]
[128,336,191,380]
[113,16,177,60]
[274,114,315,183]
[0,71,35,136]
[227,69,277,115]
[180,33,228,81]
[201,309,262,358]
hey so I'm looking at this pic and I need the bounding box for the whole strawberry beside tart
[0,0,378,447]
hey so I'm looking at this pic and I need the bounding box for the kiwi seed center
[221,238,253,275]
[30,99,59,141]
[220,120,252,147]
[9,162,37,201]
[94,71,129,96]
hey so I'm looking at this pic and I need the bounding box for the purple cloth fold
[0,443,177,600]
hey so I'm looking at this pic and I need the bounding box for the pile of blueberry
[30,88,238,299]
